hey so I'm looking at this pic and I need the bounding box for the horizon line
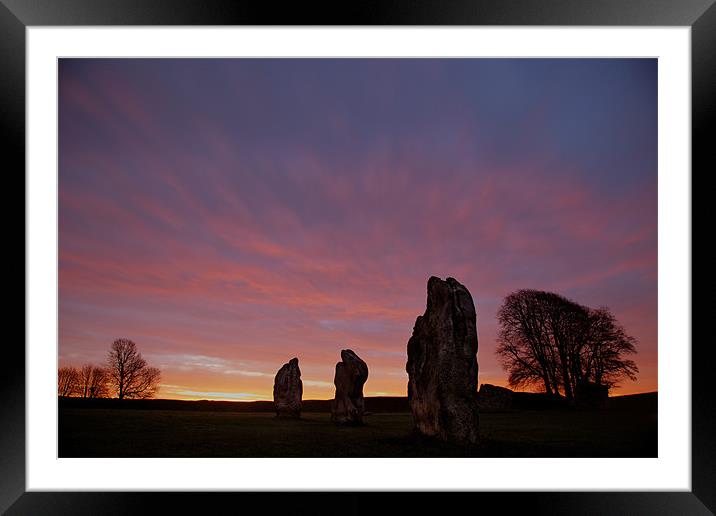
[61,390,659,404]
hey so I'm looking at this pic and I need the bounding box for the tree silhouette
[58,366,80,397]
[106,339,161,399]
[496,289,638,402]
[582,307,639,388]
[79,364,109,398]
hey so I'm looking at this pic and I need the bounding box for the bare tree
[496,290,575,396]
[582,308,639,388]
[106,339,161,399]
[58,366,80,397]
[79,364,110,398]
[496,289,638,402]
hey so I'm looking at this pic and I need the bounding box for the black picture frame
[3,1,712,513]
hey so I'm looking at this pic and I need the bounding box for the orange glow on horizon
[149,369,657,403]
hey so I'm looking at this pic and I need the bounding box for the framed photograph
[5,0,712,513]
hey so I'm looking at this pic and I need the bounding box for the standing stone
[331,349,369,425]
[477,383,513,411]
[406,276,480,445]
[273,357,303,418]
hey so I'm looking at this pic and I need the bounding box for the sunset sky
[59,58,657,400]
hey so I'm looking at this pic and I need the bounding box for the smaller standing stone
[477,384,513,411]
[331,349,369,425]
[273,357,303,418]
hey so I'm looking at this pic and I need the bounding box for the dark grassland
[59,393,656,458]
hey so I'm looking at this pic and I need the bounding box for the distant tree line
[496,289,638,404]
[58,364,109,398]
[58,339,161,400]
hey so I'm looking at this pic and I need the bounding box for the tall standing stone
[406,276,480,445]
[273,357,303,418]
[331,349,369,425]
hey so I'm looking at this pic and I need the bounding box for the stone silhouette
[477,383,513,411]
[273,357,303,418]
[575,380,609,409]
[331,349,369,425]
[406,276,480,445]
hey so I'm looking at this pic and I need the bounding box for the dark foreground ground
[59,392,656,458]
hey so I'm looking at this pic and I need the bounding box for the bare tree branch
[58,366,80,397]
[106,339,161,400]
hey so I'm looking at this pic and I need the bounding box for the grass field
[59,393,656,458]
